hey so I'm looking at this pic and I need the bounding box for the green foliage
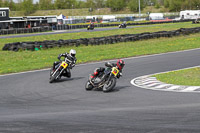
[94,0,105,8]
[39,0,54,10]
[85,0,95,8]
[106,0,126,11]
[155,67,200,86]
[128,0,138,12]
[54,0,76,9]
[155,3,160,9]
[128,0,146,12]
[163,0,200,11]
[21,0,36,15]
[164,0,169,8]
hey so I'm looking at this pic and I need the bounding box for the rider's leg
[90,67,105,79]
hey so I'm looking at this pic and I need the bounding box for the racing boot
[90,71,98,82]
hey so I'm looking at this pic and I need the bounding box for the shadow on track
[51,77,85,83]
[112,85,131,92]
[91,85,131,93]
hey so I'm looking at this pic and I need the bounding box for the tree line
[0,0,200,15]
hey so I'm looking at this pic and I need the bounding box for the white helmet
[69,49,76,57]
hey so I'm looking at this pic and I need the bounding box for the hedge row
[3,26,200,52]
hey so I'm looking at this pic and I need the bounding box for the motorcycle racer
[52,49,77,78]
[90,59,125,81]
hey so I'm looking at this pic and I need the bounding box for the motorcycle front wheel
[49,70,60,83]
[103,77,116,92]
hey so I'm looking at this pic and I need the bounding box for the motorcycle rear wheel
[85,81,94,91]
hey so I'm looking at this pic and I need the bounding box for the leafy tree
[127,0,138,12]
[155,2,160,9]
[54,0,76,9]
[0,0,3,7]
[3,0,10,7]
[76,1,86,8]
[9,0,17,11]
[39,0,54,10]
[128,0,145,12]
[21,0,35,15]
[192,0,200,10]
[164,0,169,8]
[106,0,126,11]
[94,0,105,8]
[169,0,183,11]
[85,0,95,8]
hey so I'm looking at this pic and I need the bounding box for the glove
[71,64,75,67]
[119,72,122,77]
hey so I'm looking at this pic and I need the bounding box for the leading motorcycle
[85,66,121,92]
[49,58,72,83]
[87,24,94,30]
[119,23,127,28]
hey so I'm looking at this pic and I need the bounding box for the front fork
[52,66,64,79]
[105,73,113,84]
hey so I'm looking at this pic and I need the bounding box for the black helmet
[116,59,125,70]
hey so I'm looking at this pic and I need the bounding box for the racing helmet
[116,59,125,70]
[69,49,76,57]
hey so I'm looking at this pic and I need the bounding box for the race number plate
[61,61,68,69]
[112,67,119,76]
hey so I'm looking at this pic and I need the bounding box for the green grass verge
[1,22,200,75]
[154,67,200,86]
[1,33,200,75]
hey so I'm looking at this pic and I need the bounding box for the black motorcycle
[87,24,94,30]
[119,23,127,28]
[49,58,72,83]
[85,66,121,92]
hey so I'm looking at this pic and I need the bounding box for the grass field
[1,22,200,75]
[154,67,200,86]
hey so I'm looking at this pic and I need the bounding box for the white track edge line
[130,65,200,93]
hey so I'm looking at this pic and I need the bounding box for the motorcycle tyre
[49,70,60,83]
[85,81,94,91]
[103,77,116,93]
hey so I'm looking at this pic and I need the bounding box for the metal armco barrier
[2,27,200,52]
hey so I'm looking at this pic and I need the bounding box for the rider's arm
[105,62,113,68]
[71,58,77,68]
[58,53,67,61]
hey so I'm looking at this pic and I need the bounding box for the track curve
[1,49,200,133]
[0,25,157,39]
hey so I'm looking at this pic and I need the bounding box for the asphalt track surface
[1,48,200,133]
[0,25,157,39]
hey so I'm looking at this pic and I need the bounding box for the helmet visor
[71,54,76,57]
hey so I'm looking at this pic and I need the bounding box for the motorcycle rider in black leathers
[52,49,77,78]
[90,59,125,81]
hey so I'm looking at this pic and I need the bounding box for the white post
[139,0,141,18]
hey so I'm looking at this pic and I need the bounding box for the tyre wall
[3,27,200,52]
